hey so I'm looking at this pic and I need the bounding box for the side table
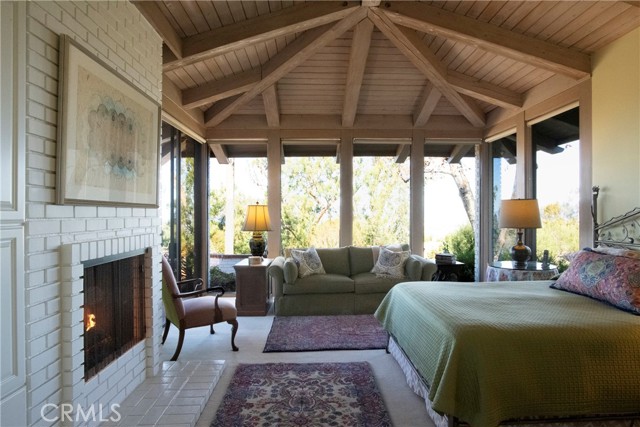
[486,261,558,282]
[233,258,272,316]
[433,261,465,281]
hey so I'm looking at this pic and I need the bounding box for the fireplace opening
[83,249,146,381]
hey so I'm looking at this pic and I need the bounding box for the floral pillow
[551,249,640,314]
[291,247,326,278]
[371,246,410,278]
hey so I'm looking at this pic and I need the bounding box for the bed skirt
[387,336,640,427]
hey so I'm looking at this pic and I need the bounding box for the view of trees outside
[353,157,410,246]
[160,139,579,281]
[209,158,268,255]
[492,138,518,262]
[535,141,579,270]
[281,157,340,248]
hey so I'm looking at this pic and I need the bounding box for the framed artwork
[57,34,160,207]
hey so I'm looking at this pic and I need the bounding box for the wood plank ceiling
[134,1,640,160]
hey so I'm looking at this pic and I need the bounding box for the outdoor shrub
[443,224,475,282]
[210,266,236,292]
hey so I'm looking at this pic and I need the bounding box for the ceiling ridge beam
[204,7,369,128]
[133,1,182,59]
[342,19,374,127]
[164,1,360,72]
[382,2,590,79]
[369,8,486,127]
[182,68,262,110]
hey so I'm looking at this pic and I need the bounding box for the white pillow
[371,246,410,278]
[291,247,326,278]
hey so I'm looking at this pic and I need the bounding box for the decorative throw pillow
[371,246,410,278]
[551,249,640,314]
[591,246,640,260]
[291,247,326,278]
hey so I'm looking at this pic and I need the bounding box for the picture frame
[57,34,160,208]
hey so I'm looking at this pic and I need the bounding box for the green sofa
[267,245,437,316]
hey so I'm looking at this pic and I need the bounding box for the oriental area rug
[263,315,388,352]
[210,362,392,427]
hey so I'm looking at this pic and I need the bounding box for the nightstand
[233,258,272,316]
[433,261,465,281]
[486,261,559,282]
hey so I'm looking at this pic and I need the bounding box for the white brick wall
[24,2,163,426]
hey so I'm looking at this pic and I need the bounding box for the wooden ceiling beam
[182,68,261,110]
[369,8,485,127]
[208,142,230,164]
[382,2,591,79]
[133,1,183,59]
[448,144,472,164]
[262,85,280,128]
[205,8,369,128]
[395,144,411,163]
[447,71,523,109]
[161,79,206,142]
[342,19,374,127]
[413,82,442,127]
[164,1,360,71]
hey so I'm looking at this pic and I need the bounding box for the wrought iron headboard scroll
[592,186,640,249]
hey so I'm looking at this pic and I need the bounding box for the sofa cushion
[291,247,325,278]
[352,272,406,294]
[349,246,375,275]
[372,246,410,278]
[316,247,351,276]
[283,273,354,295]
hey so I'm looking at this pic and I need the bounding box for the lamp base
[510,230,531,269]
[249,232,266,257]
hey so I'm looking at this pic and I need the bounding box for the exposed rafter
[208,143,230,164]
[448,144,473,164]
[164,1,360,71]
[447,71,523,109]
[369,8,486,127]
[342,19,374,127]
[262,85,280,128]
[381,1,591,79]
[413,83,442,127]
[182,68,261,110]
[205,7,369,127]
[132,1,182,60]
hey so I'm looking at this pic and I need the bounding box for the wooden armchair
[161,256,238,361]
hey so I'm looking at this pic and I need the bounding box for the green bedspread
[374,281,640,427]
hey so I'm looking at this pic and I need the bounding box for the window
[353,156,410,246]
[491,135,518,262]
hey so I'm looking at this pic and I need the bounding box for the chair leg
[228,319,239,351]
[210,324,215,334]
[162,318,171,344]
[170,328,185,361]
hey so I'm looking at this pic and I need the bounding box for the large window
[353,156,410,246]
[491,135,518,262]
[281,157,340,248]
[209,157,268,256]
[533,108,580,270]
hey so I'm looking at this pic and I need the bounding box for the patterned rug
[210,362,392,427]
[263,315,388,352]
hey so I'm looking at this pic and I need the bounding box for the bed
[374,205,640,427]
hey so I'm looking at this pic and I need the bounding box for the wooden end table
[233,258,272,316]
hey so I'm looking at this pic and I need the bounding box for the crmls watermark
[40,403,121,423]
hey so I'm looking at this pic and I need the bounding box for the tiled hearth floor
[101,360,225,426]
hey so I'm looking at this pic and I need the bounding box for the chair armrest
[405,256,422,281]
[177,277,203,293]
[173,286,225,299]
[410,255,438,281]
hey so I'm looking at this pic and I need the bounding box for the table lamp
[242,203,272,257]
[499,199,541,268]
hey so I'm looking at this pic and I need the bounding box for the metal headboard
[592,186,640,249]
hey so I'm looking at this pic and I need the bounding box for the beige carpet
[159,301,435,427]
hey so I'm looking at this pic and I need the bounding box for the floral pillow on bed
[551,248,640,314]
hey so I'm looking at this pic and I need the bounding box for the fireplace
[83,250,146,381]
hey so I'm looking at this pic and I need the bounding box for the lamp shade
[242,204,272,232]
[499,199,541,229]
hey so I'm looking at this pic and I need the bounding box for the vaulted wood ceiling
[135,0,640,159]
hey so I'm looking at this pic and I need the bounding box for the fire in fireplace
[83,250,146,381]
